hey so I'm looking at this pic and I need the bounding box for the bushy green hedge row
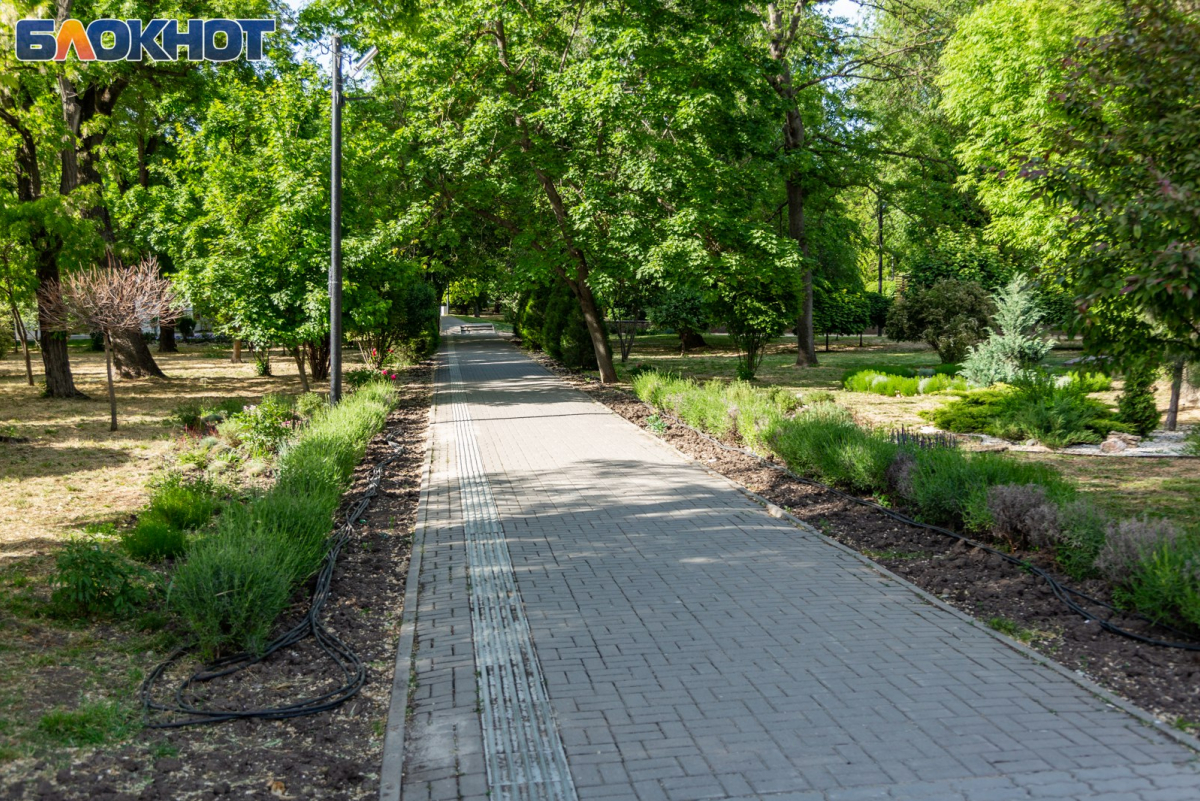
[512,281,601,371]
[632,370,1200,633]
[170,381,395,657]
[843,370,969,397]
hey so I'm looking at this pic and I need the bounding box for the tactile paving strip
[447,339,579,801]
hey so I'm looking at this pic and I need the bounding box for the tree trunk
[9,301,34,387]
[1166,358,1184,432]
[292,347,311,393]
[232,338,243,363]
[103,331,117,431]
[573,283,617,383]
[158,324,177,353]
[680,330,708,353]
[306,338,331,382]
[110,329,166,378]
[787,176,818,367]
[36,247,85,398]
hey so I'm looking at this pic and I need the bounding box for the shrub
[960,278,1054,386]
[927,375,1119,447]
[1117,364,1161,436]
[766,405,899,493]
[176,316,196,341]
[922,389,1010,433]
[838,364,960,383]
[843,370,968,397]
[885,450,917,497]
[51,540,152,618]
[632,371,798,452]
[121,515,187,562]
[989,373,1112,448]
[984,484,1060,550]
[220,394,299,456]
[1096,515,1181,585]
[345,367,381,391]
[172,398,248,434]
[1052,500,1108,581]
[145,475,219,531]
[900,449,1070,530]
[1118,534,1200,630]
[253,351,272,376]
[170,401,205,432]
[171,497,329,656]
[885,278,994,363]
[170,381,395,656]
[294,391,328,421]
[1065,371,1113,393]
[1185,427,1200,457]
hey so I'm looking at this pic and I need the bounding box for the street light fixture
[329,35,377,404]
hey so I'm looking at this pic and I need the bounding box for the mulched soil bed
[522,344,1200,737]
[6,364,431,801]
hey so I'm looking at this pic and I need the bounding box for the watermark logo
[15,18,275,62]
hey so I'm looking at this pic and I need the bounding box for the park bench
[458,323,496,333]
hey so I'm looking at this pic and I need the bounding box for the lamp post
[329,36,377,403]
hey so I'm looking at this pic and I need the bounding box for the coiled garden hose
[140,438,404,727]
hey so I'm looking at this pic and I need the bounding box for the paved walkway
[392,330,1200,801]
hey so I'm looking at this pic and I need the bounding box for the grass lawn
[596,331,1200,532]
[0,343,348,559]
[0,342,348,762]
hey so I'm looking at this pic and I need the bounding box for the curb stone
[379,357,441,801]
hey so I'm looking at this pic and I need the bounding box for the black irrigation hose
[641,401,1200,653]
[140,438,404,728]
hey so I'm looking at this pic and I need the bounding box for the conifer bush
[960,278,1054,386]
[1117,365,1161,435]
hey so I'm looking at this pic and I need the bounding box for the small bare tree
[40,257,180,431]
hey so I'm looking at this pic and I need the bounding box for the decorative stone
[1100,438,1128,453]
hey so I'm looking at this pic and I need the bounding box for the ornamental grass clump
[843,369,967,397]
[631,370,797,453]
[171,381,396,657]
[766,404,898,493]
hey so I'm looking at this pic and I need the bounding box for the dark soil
[524,346,1200,737]
[4,364,431,801]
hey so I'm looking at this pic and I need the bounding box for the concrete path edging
[379,371,439,801]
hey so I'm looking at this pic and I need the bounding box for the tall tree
[369,0,791,383]
[940,0,1200,426]
[756,0,948,366]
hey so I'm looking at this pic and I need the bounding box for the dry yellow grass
[0,344,332,559]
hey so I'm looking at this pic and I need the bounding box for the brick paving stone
[397,332,1200,801]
